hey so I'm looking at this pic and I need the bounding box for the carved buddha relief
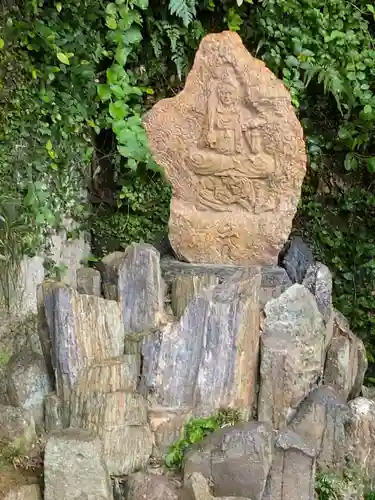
[190,66,276,213]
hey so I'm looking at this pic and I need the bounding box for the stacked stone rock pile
[0,241,373,499]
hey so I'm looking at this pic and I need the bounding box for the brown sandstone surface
[144,31,306,265]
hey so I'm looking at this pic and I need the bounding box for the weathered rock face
[70,357,153,475]
[0,404,36,451]
[141,269,261,418]
[258,284,326,429]
[279,236,314,284]
[125,473,181,500]
[0,469,42,500]
[143,31,306,265]
[346,397,375,489]
[288,386,351,472]
[44,428,114,500]
[184,472,251,500]
[42,283,124,424]
[263,429,316,500]
[76,267,101,296]
[184,422,273,499]
[101,245,165,334]
[324,310,367,400]
[6,348,52,428]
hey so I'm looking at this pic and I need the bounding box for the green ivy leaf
[109,101,127,120]
[97,84,111,101]
[132,0,149,9]
[344,153,358,171]
[367,157,375,173]
[0,38,4,49]
[106,16,117,29]
[56,52,70,65]
[123,26,142,46]
[55,2,62,12]
[285,55,300,68]
[106,2,117,15]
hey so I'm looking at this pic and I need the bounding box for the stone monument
[143,31,307,265]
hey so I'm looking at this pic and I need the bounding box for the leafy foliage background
[0,0,374,367]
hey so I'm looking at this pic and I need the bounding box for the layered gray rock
[142,269,261,418]
[288,386,351,472]
[42,282,124,424]
[6,348,52,427]
[44,428,114,500]
[0,469,41,500]
[258,284,326,429]
[101,244,165,333]
[70,357,152,475]
[259,266,292,309]
[125,473,181,500]
[171,274,218,319]
[280,236,314,284]
[148,406,193,457]
[184,422,273,499]
[346,397,375,490]
[263,429,316,500]
[324,310,367,400]
[44,392,63,433]
[184,472,251,500]
[76,267,101,296]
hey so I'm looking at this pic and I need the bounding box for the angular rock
[259,265,292,309]
[70,358,152,475]
[279,236,314,283]
[262,429,316,500]
[125,473,181,500]
[346,397,375,489]
[288,386,351,472]
[0,404,36,450]
[303,262,333,325]
[6,348,52,427]
[44,428,113,500]
[184,422,273,499]
[148,406,193,457]
[142,269,261,417]
[184,472,251,500]
[171,275,218,319]
[42,283,124,423]
[44,392,63,433]
[101,244,165,334]
[258,284,326,429]
[76,267,101,296]
[324,310,367,400]
[144,31,306,265]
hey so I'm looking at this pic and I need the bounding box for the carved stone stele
[144,31,307,265]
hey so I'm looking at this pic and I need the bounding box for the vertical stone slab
[324,309,367,400]
[44,428,114,500]
[144,31,306,265]
[43,284,124,423]
[70,357,152,475]
[288,386,351,472]
[346,397,375,489]
[101,244,165,333]
[142,268,261,418]
[263,429,316,500]
[170,274,218,319]
[258,284,326,429]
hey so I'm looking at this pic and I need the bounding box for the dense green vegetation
[0,0,374,363]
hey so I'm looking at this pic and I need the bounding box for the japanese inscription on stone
[143,31,307,265]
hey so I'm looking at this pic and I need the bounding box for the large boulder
[6,348,52,428]
[182,472,251,500]
[184,421,273,499]
[258,284,326,429]
[125,473,181,500]
[143,31,306,265]
[141,269,261,418]
[44,428,114,500]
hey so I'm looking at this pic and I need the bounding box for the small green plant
[164,408,242,470]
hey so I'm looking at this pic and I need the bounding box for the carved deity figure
[190,66,275,212]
